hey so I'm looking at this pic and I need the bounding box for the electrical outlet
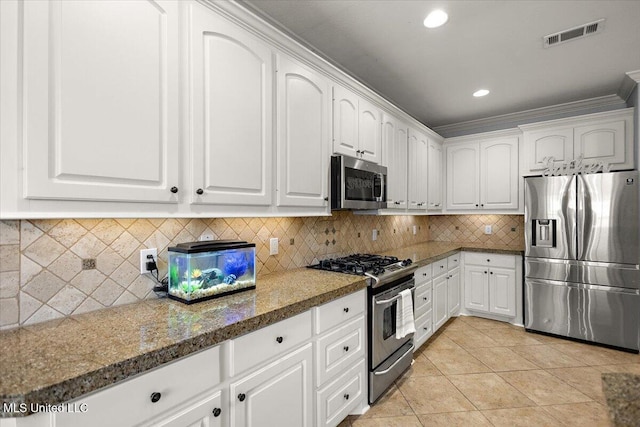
[412,225,417,235]
[484,225,493,235]
[372,229,378,241]
[270,238,279,255]
[199,233,214,241]
[140,248,158,274]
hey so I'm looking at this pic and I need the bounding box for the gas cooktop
[308,254,414,287]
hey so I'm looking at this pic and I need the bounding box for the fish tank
[167,240,256,304]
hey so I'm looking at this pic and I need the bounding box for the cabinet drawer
[447,253,461,270]
[231,311,312,376]
[415,264,432,282]
[414,283,432,318]
[316,359,366,427]
[149,389,223,427]
[432,259,448,277]
[315,290,365,334]
[414,310,433,344]
[465,252,516,269]
[316,316,365,386]
[55,346,221,427]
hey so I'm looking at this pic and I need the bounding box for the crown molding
[618,70,640,101]
[433,94,626,138]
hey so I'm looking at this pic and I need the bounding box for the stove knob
[401,259,413,267]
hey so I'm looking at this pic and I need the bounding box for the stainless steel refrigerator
[524,171,640,351]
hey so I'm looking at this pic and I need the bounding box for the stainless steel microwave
[330,155,387,210]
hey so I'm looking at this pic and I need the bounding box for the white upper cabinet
[22,0,180,203]
[525,127,574,172]
[382,114,408,209]
[480,138,519,210]
[520,109,634,175]
[408,128,429,210]
[333,85,381,164]
[446,143,480,210]
[276,54,330,209]
[189,3,273,206]
[427,139,443,210]
[358,98,382,164]
[446,136,519,211]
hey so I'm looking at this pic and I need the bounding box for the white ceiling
[241,0,640,130]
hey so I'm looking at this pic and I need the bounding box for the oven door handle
[373,344,415,375]
[374,287,415,305]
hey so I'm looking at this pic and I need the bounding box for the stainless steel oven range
[308,254,417,403]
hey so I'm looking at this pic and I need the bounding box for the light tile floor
[341,315,640,427]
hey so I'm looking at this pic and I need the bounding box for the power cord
[145,254,169,296]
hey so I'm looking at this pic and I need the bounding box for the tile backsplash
[429,214,524,247]
[0,213,523,330]
[0,213,430,329]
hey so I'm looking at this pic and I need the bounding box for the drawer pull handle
[170,186,178,194]
[453,259,457,262]
[343,307,349,313]
[484,271,488,274]
[487,259,490,262]
[490,271,494,275]
[440,266,444,269]
[423,327,429,331]
[238,393,246,402]
[423,297,428,301]
[276,336,283,344]
[196,188,204,195]
[344,393,350,400]
[150,392,162,403]
[343,346,349,352]
[212,408,222,417]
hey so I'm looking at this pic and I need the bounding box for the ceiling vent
[543,19,605,48]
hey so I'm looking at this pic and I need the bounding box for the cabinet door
[190,4,273,205]
[481,137,518,209]
[333,85,359,158]
[446,143,480,210]
[408,129,428,209]
[231,344,313,427]
[447,268,461,317]
[464,265,489,313]
[276,55,330,208]
[526,128,574,172]
[574,120,631,169]
[382,115,408,209]
[489,267,516,317]
[358,98,381,164]
[427,140,443,210]
[22,0,180,203]
[432,275,449,331]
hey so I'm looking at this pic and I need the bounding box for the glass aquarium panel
[168,243,255,303]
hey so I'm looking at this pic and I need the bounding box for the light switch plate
[372,229,378,241]
[270,238,279,255]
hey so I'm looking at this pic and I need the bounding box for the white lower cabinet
[432,274,448,332]
[230,344,313,427]
[316,360,366,427]
[413,264,433,350]
[447,267,461,317]
[152,390,224,427]
[53,346,222,427]
[463,252,518,319]
[314,290,366,427]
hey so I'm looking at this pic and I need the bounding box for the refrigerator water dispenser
[532,219,556,248]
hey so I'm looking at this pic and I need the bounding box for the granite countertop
[602,373,640,426]
[0,241,522,417]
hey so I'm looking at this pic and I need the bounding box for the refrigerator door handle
[577,175,587,261]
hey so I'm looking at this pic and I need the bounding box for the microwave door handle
[376,172,385,202]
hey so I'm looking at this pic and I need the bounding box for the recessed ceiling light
[423,10,448,29]
[473,89,490,97]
